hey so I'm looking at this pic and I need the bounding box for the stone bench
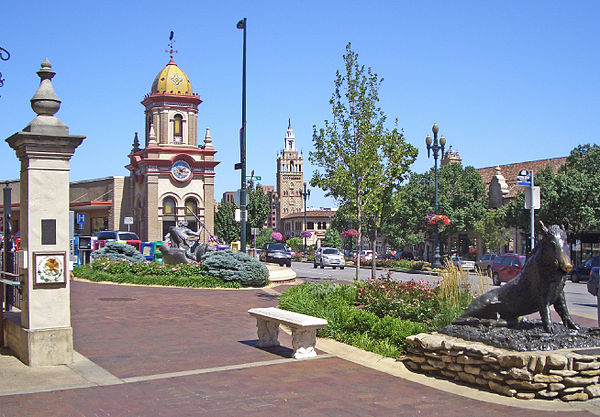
[248,307,328,359]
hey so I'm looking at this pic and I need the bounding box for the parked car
[571,256,600,283]
[586,266,600,297]
[313,247,345,269]
[476,253,497,275]
[355,250,374,262]
[490,253,527,286]
[376,253,395,260]
[449,256,476,271]
[95,231,140,241]
[259,242,292,267]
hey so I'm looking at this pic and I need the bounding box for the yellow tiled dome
[151,59,193,95]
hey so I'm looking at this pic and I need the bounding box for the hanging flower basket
[271,232,283,241]
[300,230,312,238]
[342,229,358,238]
[424,214,450,226]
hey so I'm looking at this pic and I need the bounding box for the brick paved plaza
[1,280,599,416]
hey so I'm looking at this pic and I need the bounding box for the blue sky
[1,1,598,208]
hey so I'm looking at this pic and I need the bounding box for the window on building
[307,221,314,229]
[173,114,183,144]
[162,197,177,237]
[185,198,198,231]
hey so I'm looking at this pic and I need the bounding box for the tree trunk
[356,217,361,281]
[371,228,377,279]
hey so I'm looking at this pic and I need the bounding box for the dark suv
[260,242,292,267]
[490,253,526,286]
[571,256,600,283]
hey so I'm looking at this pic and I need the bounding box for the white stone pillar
[5,59,85,366]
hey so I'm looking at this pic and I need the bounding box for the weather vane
[0,45,10,94]
[165,31,178,59]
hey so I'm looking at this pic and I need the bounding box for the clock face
[171,160,192,183]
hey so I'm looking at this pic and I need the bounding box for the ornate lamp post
[426,123,446,268]
[302,182,311,253]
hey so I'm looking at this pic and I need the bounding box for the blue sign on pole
[76,212,86,224]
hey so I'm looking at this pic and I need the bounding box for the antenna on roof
[165,31,178,59]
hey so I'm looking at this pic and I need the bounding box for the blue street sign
[518,181,531,187]
[76,212,86,224]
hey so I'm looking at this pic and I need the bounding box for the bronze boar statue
[455,223,578,333]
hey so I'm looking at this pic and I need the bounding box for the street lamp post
[236,17,247,252]
[426,123,446,269]
[302,182,311,254]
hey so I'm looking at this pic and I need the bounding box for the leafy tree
[322,227,343,248]
[286,237,303,252]
[246,182,270,243]
[388,163,487,258]
[504,145,600,244]
[473,209,511,253]
[382,172,430,249]
[310,43,417,279]
[214,201,239,244]
[254,228,274,249]
[552,144,600,239]
[436,163,487,242]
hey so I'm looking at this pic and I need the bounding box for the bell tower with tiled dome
[125,36,219,242]
[142,58,201,147]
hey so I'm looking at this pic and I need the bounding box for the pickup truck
[586,266,600,297]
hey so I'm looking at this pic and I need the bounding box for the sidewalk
[0,280,599,416]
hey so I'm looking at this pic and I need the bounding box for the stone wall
[405,333,600,402]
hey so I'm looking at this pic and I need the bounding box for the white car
[450,256,476,271]
[314,247,345,269]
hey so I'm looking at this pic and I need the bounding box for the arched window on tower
[162,197,177,237]
[173,114,183,144]
[185,198,198,232]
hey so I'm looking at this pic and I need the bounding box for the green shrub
[91,241,146,263]
[73,264,241,288]
[370,316,427,349]
[279,281,426,358]
[201,250,268,287]
[341,309,378,334]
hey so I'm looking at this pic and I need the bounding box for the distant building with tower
[276,121,304,225]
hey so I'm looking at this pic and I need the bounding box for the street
[289,261,600,325]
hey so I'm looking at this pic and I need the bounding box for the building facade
[279,210,337,248]
[276,121,304,225]
[125,58,218,241]
[1,57,219,243]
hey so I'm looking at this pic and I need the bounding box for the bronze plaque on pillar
[41,219,56,245]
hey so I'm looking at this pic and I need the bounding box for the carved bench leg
[291,328,317,359]
[255,318,280,348]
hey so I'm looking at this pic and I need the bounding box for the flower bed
[279,271,473,358]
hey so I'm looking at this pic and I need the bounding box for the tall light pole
[236,18,247,252]
[302,182,311,253]
[426,123,446,269]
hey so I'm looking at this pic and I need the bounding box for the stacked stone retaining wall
[405,333,600,402]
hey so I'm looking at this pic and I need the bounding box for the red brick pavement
[0,280,596,416]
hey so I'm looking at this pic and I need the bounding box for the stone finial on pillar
[204,127,213,148]
[131,132,140,153]
[24,59,68,135]
[148,123,157,146]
